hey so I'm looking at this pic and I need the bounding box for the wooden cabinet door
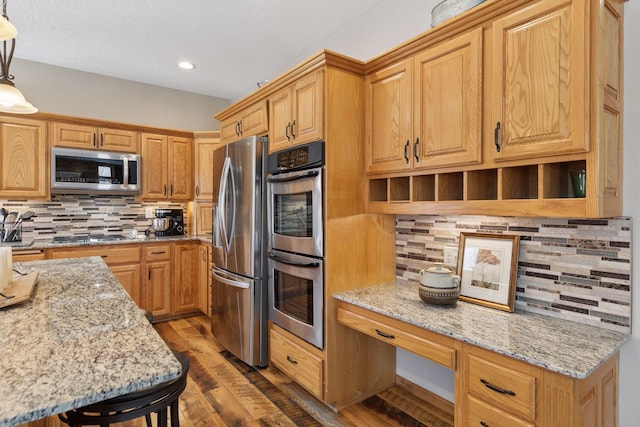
[291,70,324,147]
[268,87,293,153]
[194,132,220,201]
[198,244,210,315]
[50,122,97,149]
[111,264,143,308]
[491,0,587,161]
[414,28,482,169]
[147,261,172,317]
[220,118,240,145]
[365,57,414,174]
[0,117,47,199]
[174,244,199,314]
[195,202,213,236]
[99,128,138,153]
[168,136,193,201]
[141,133,168,200]
[238,101,268,138]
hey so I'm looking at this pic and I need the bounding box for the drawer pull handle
[101,255,108,258]
[480,422,489,427]
[151,251,166,255]
[375,329,395,339]
[494,121,501,152]
[286,355,298,365]
[480,379,516,396]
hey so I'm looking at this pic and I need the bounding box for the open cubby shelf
[368,160,588,213]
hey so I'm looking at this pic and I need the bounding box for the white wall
[11,58,230,131]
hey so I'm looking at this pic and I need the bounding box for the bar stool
[58,350,189,427]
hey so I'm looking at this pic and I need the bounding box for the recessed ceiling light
[178,61,195,70]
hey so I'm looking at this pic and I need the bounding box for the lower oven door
[267,249,323,349]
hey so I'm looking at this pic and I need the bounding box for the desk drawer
[336,302,456,369]
[467,352,536,421]
[270,324,323,399]
[467,395,535,427]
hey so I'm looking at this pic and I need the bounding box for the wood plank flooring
[25,315,454,427]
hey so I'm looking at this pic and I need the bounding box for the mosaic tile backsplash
[396,215,632,334]
[0,195,189,243]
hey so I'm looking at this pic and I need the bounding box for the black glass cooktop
[52,234,128,243]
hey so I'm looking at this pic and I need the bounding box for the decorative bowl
[419,264,461,289]
[431,0,487,27]
[418,283,460,306]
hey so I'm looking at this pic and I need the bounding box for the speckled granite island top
[333,282,630,379]
[0,257,182,427]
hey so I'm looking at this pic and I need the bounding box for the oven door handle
[268,252,321,268]
[267,170,319,183]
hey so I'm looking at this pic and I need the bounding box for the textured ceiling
[8,0,385,100]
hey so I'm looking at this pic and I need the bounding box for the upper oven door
[267,167,323,257]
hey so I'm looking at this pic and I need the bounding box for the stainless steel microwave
[51,147,141,195]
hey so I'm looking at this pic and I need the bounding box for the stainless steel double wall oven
[266,141,324,349]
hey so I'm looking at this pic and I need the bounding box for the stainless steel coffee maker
[152,208,185,236]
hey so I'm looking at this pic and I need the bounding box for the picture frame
[456,232,520,312]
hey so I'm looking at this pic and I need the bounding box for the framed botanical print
[456,232,520,312]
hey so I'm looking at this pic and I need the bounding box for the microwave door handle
[211,268,250,289]
[123,158,129,187]
[267,170,320,183]
[268,252,320,268]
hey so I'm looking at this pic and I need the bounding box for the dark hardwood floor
[30,315,454,427]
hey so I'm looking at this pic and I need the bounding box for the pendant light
[0,0,36,114]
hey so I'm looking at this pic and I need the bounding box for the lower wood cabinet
[144,244,173,318]
[269,323,324,400]
[12,249,46,262]
[173,243,200,314]
[197,243,212,316]
[110,264,142,308]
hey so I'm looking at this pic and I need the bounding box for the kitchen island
[0,257,182,427]
[334,282,630,425]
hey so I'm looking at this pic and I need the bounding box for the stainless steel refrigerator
[210,135,268,367]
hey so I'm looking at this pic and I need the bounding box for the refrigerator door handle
[212,268,251,289]
[218,156,232,253]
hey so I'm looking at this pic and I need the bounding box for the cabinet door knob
[494,122,501,152]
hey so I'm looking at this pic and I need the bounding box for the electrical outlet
[145,207,155,219]
[443,246,458,267]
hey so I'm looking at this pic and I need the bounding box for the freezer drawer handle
[267,169,319,183]
[268,252,320,268]
[212,269,250,289]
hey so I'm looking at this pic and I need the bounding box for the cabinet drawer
[145,244,172,261]
[269,324,323,399]
[467,395,535,427]
[467,352,536,421]
[12,249,46,261]
[336,302,456,369]
[51,245,141,265]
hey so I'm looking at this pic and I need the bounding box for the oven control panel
[268,140,324,173]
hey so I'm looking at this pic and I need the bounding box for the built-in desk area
[334,282,629,426]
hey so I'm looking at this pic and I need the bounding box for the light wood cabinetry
[219,100,268,145]
[0,116,48,199]
[193,131,220,201]
[268,70,324,153]
[269,323,324,399]
[173,242,200,314]
[365,29,482,174]
[198,243,211,316]
[337,299,620,426]
[365,0,624,218]
[145,244,172,318]
[12,249,46,261]
[194,202,213,236]
[50,122,139,153]
[141,133,193,201]
[49,244,143,307]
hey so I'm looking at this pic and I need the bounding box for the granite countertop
[0,257,182,427]
[333,282,630,379]
[4,234,211,251]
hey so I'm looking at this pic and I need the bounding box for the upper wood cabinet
[141,133,193,201]
[491,0,587,161]
[365,29,482,174]
[268,70,324,153]
[50,122,139,153]
[193,131,220,201]
[0,116,48,199]
[220,100,268,145]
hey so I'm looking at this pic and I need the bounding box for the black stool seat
[59,351,189,427]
